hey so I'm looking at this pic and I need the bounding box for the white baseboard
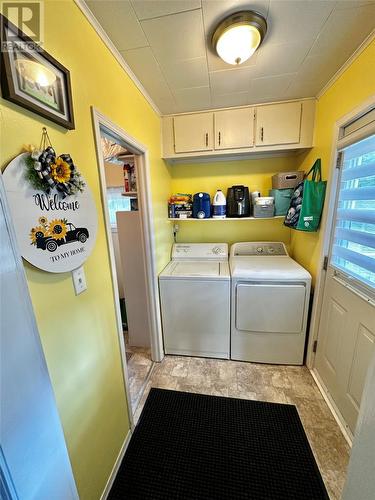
[100,430,132,500]
[310,368,353,447]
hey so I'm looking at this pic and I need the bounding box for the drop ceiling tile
[161,57,209,90]
[284,52,341,99]
[266,0,335,45]
[172,86,211,112]
[131,0,201,20]
[210,66,256,95]
[120,47,175,113]
[335,0,375,10]
[140,9,206,63]
[121,46,164,84]
[309,3,375,57]
[249,73,296,101]
[285,79,323,100]
[211,91,250,109]
[254,41,312,78]
[86,0,148,51]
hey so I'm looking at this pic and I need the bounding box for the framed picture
[0,15,75,129]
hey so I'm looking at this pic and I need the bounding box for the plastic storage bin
[253,204,275,218]
[269,189,293,215]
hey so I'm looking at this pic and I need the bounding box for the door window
[331,133,375,291]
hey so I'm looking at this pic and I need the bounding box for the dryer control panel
[172,243,228,260]
[231,242,288,257]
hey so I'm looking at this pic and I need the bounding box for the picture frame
[0,15,75,130]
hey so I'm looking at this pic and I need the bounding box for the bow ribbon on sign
[29,128,84,198]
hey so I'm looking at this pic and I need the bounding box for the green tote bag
[284,159,327,232]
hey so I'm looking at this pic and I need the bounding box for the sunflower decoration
[30,225,47,244]
[38,216,48,226]
[48,219,68,240]
[24,127,85,198]
[51,157,72,184]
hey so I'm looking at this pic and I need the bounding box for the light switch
[72,266,87,295]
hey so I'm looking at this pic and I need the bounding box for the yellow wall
[170,156,296,245]
[291,40,375,284]
[0,1,172,498]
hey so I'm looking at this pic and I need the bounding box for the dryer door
[236,282,306,333]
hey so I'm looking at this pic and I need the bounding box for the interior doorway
[91,108,163,418]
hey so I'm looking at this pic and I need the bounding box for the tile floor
[132,355,350,500]
[125,334,153,410]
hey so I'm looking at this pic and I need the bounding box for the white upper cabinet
[214,108,254,150]
[255,102,302,146]
[173,113,213,153]
[162,99,315,160]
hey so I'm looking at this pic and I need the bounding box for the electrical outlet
[72,266,87,295]
[173,223,179,233]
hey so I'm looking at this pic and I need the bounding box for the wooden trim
[75,0,160,117]
[0,14,75,129]
[310,369,353,446]
[100,430,132,500]
[91,108,164,415]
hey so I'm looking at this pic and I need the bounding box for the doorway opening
[91,108,164,420]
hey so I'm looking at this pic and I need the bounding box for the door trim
[99,430,132,500]
[306,95,375,369]
[91,108,164,425]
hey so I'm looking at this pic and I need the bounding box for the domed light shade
[212,11,267,66]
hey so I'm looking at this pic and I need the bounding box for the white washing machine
[159,243,230,359]
[230,242,311,365]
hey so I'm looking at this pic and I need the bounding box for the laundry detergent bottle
[212,189,226,218]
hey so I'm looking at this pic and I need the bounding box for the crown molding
[317,29,375,99]
[74,0,161,116]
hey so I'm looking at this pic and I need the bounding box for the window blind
[331,133,375,290]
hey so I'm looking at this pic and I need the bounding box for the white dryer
[159,243,230,359]
[230,242,311,365]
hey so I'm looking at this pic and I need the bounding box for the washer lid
[160,261,230,279]
[230,256,311,281]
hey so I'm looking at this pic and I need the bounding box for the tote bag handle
[305,159,322,182]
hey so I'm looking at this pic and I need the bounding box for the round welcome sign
[3,153,97,273]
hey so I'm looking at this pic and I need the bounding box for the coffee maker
[226,185,250,217]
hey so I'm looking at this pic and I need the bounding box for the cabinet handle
[218,131,221,146]
[260,127,264,142]
[205,132,208,147]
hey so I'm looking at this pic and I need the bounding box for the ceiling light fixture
[212,11,267,66]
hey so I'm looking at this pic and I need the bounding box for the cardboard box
[272,171,304,189]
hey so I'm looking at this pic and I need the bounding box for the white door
[214,108,254,150]
[255,102,302,146]
[173,112,213,153]
[315,128,375,434]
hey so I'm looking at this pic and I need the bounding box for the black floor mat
[109,388,329,500]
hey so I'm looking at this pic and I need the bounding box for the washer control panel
[231,242,288,257]
[172,243,228,260]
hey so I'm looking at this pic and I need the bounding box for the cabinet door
[173,113,213,153]
[214,108,254,150]
[255,102,302,146]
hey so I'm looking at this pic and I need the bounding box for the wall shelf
[122,191,138,197]
[168,216,285,221]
